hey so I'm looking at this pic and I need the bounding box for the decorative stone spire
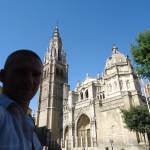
[112,44,118,54]
[53,25,60,38]
[37,26,68,143]
[44,26,66,64]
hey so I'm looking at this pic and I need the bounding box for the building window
[99,100,102,107]
[85,90,89,98]
[80,92,83,100]
[100,94,102,100]
[103,92,105,99]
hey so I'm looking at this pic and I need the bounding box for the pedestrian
[0,49,43,149]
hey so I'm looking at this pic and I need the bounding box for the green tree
[121,105,150,144]
[131,29,150,79]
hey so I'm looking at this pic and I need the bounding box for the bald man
[0,50,43,150]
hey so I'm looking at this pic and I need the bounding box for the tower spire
[44,25,65,63]
[37,27,68,144]
[53,25,59,38]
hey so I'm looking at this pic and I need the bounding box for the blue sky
[0,0,150,112]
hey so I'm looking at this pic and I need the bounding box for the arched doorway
[77,114,91,147]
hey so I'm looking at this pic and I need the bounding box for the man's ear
[0,69,5,83]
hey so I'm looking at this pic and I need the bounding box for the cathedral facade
[36,27,148,150]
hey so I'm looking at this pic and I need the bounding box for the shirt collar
[0,94,24,113]
[0,94,35,128]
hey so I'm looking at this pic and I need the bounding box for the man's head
[0,49,43,107]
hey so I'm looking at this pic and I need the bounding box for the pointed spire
[45,25,66,63]
[112,44,118,54]
[53,25,60,38]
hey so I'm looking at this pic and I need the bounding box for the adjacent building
[36,27,148,150]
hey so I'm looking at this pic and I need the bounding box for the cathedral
[36,27,148,150]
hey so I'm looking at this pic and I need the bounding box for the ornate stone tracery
[37,28,146,149]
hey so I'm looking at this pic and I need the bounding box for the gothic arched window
[80,92,83,100]
[58,49,61,61]
[103,92,105,99]
[99,100,102,107]
[85,90,89,98]
[100,94,102,100]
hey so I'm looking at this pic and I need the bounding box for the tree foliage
[121,105,150,134]
[131,29,150,79]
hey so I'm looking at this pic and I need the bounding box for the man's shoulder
[0,104,7,113]
[0,105,7,124]
[0,94,14,108]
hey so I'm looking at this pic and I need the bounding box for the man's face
[2,54,43,103]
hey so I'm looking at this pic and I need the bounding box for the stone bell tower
[36,26,68,142]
